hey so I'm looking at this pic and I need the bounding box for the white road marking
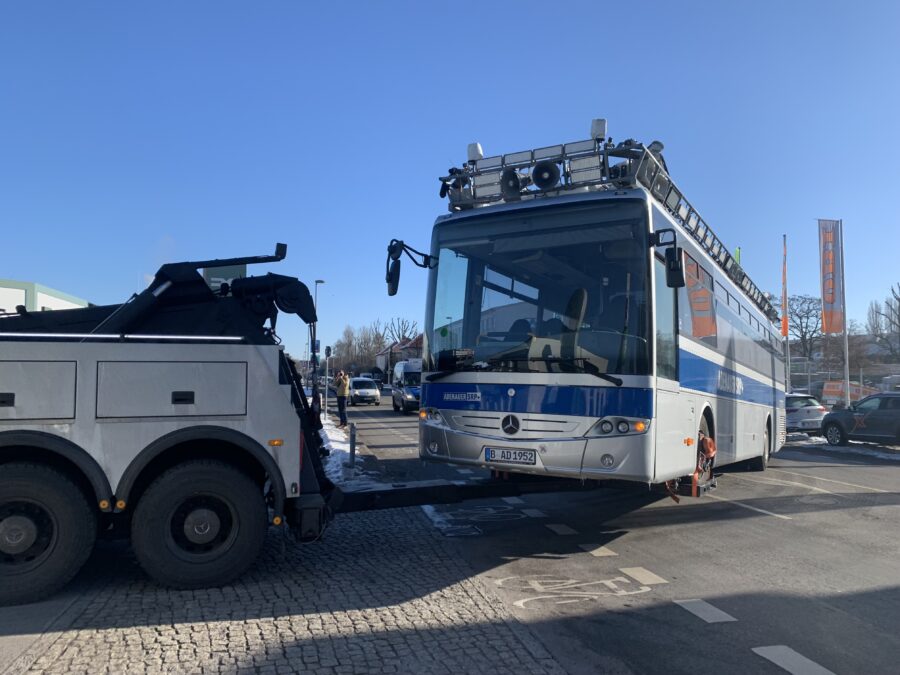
[545,523,578,535]
[579,544,617,557]
[731,474,842,497]
[420,505,481,537]
[752,645,836,675]
[502,497,525,505]
[770,468,888,493]
[456,469,474,475]
[521,508,547,518]
[620,567,668,585]
[674,599,737,623]
[706,494,792,520]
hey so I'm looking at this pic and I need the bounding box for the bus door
[652,257,692,480]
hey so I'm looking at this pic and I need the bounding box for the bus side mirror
[665,247,685,288]
[387,259,401,296]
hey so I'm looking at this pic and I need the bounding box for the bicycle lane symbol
[494,574,652,609]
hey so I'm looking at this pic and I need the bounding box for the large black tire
[824,422,847,446]
[0,463,97,606]
[131,461,267,589]
[748,425,770,471]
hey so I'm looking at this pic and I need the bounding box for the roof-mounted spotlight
[532,160,560,190]
[467,142,484,164]
[590,118,608,141]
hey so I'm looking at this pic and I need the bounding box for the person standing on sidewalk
[333,370,350,427]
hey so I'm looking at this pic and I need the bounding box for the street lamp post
[312,280,325,411]
[314,279,324,313]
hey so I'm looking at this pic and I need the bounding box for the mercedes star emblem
[501,414,520,435]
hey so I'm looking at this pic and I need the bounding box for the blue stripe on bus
[422,383,653,419]
[679,349,780,407]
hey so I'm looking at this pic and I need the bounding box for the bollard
[344,422,357,469]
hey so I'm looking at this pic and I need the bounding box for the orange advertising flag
[818,219,845,334]
[781,234,789,337]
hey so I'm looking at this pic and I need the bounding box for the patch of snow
[317,414,387,489]
[784,433,900,461]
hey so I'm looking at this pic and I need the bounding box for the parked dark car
[821,393,900,446]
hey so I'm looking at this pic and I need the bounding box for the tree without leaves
[820,319,872,373]
[386,317,419,344]
[780,294,823,359]
[866,283,900,360]
[328,320,392,374]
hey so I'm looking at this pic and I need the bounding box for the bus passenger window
[680,252,717,344]
[655,258,678,380]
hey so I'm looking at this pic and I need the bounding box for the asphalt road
[2,396,896,674]
[344,398,900,675]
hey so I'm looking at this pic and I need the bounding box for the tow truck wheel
[131,460,267,589]
[0,463,97,606]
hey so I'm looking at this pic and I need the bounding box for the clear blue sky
[2,1,898,356]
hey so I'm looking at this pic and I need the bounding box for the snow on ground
[784,433,900,461]
[318,414,386,489]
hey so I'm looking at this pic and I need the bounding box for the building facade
[0,280,89,314]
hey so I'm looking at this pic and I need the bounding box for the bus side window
[680,252,717,343]
[655,258,678,380]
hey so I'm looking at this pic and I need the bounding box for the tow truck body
[0,244,593,605]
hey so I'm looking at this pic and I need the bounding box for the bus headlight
[420,408,445,425]
[587,417,650,437]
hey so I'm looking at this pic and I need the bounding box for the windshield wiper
[523,356,623,386]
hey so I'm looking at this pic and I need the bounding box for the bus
[387,120,785,495]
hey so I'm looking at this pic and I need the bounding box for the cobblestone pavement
[7,508,565,675]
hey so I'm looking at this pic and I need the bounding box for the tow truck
[0,244,592,605]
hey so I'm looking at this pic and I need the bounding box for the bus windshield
[428,204,650,377]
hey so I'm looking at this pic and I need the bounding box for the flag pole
[839,219,850,407]
[782,234,791,393]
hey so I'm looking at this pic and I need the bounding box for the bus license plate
[485,447,536,465]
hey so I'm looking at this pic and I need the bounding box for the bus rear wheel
[0,463,97,606]
[131,460,267,589]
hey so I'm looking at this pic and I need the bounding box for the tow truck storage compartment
[0,360,77,420]
[96,360,248,418]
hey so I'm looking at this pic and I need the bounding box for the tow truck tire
[749,426,770,472]
[131,461,267,589]
[0,463,97,606]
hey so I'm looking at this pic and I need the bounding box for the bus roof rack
[439,136,778,324]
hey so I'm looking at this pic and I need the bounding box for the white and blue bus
[388,121,785,493]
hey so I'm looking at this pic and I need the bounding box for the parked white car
[786,394,827,435]
[349,378,381,405]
